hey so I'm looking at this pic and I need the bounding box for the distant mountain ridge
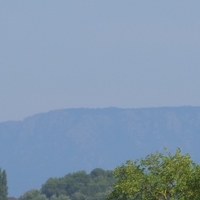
[1,106,200,197]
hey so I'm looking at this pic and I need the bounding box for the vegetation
[19,168,115,200]
[13,148,200,200]
[41,168,114,200]
[18,189,47,200]
[107,148,200,200]
[0,168,8,200]
[18,189,71,200]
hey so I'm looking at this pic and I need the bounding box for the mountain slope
[0,107,200,197]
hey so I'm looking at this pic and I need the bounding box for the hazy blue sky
[1,1,200,122]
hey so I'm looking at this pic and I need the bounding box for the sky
[1,1,200,122]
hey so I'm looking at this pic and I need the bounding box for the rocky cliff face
[1,106,200,197]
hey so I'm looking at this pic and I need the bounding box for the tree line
[19,168,115,200]
[2,148,200,200]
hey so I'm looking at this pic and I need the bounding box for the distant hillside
[1,107,200,197]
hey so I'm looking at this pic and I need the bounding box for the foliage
[41,168,115,200]
[107,148,200,200]
[18,189,48,200]
[19,191,71,200]
[50,194,71,200]
[0,168,8,200]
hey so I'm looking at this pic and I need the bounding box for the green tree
[0,168,8,200]
[50,194,71,200]
[41,178,67,198]
[19,189,47,200]
[71,192,87,200]
[41,168,115,200]
[107,148,200,200]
